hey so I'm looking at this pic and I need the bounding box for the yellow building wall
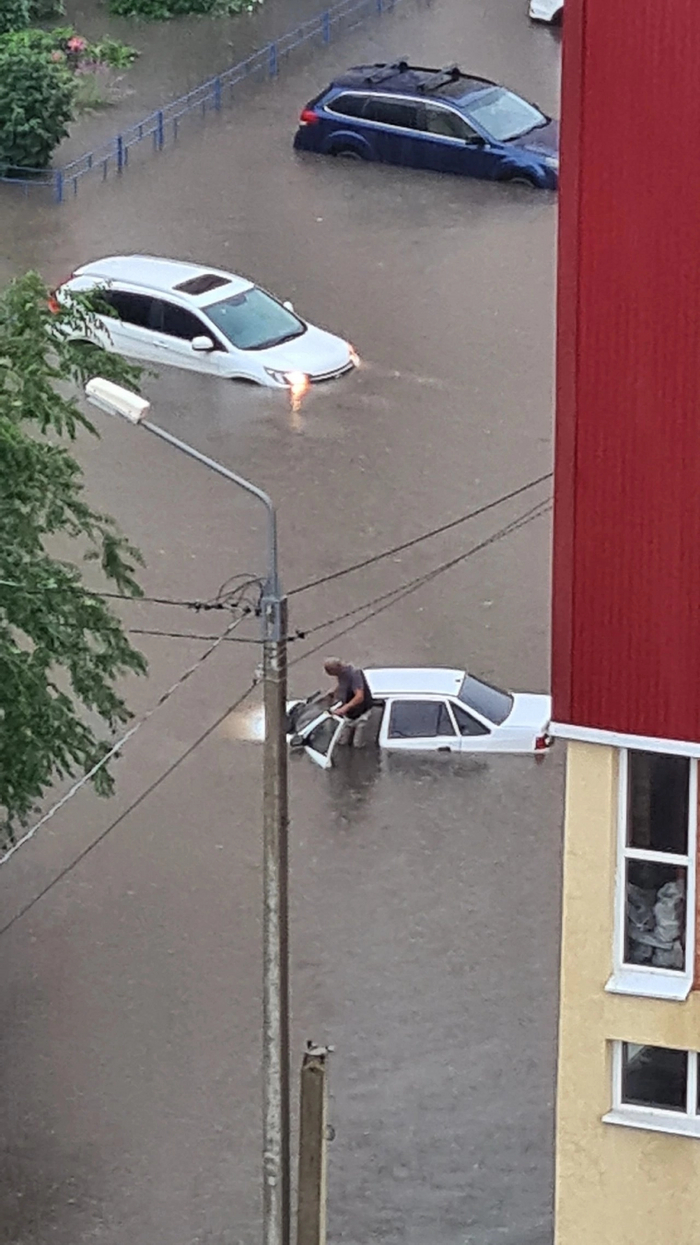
[555,740,700,1245]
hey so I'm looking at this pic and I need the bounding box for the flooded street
[0,0,563,1242]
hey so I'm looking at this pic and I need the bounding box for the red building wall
[552,0,700,742]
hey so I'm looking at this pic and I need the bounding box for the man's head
[324,658,346,677]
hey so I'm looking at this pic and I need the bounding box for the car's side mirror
[466,134,485,146]
[283,300,294,312]
[191,335,215,352]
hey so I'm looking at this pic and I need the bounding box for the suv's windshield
[458,675,513,725]
[465,88,547,142]
[204,287,306,351]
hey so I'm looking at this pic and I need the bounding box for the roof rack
[415,64,464,93]
[362,59,411,84]
[357,60,498,92]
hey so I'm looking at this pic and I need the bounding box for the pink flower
[50,49,65,61]
[67,35,88,52]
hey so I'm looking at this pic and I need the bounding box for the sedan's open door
[301,713,346,769]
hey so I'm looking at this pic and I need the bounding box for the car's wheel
[506,173,539,188]
[331,145,364,161]
[71,337,97,355]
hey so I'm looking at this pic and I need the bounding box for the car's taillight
[47,273,75,313]
[535,733,552,751]
[299,108,319,126]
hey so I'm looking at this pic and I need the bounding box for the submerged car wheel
[331,145,364,161]
[507,174,539,188]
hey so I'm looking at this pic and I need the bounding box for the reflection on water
[326,744,382,828]
[223,700,265,742]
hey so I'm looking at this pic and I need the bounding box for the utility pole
[84,379,292,1245]
[261,591,291,1245]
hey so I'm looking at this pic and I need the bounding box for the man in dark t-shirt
[324,659,373,722]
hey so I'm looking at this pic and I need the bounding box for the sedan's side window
[388,700,456,739]
[421,104,478,141]
[160,301,215,343]
[329,93,367,118]
[101,290,154,328]
[451,703,489,736]
[363,97,419,130]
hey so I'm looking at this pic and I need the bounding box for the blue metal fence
[0,0,401,204]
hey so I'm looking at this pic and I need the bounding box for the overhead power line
[0,674,259,940]
[128,627,260,644]
[292,497,551,643]
[289,499,551,663]
[0,494,551,935]
[0,613,247,870]
[0,473,551,618]
[288,470,552,597]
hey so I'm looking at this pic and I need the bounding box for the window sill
[603,1109,700,1139]
[605,971,692,1002]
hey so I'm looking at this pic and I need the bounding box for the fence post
[116,134,124,173]
[214,75,222,111]
[54,168,64,204]
[268,41,278,77]
[297,1044,331,1245]
[157,110,164,149]
[322,9,330,42]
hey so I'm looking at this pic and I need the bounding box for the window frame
[361,94,420,131]
[325,92,369,120]
[420,101,479,142]
[449,700,490,737]
[327,91,421,134]
[386,697,457,741]
[606,749,697,1002]
[605,1041,700,1139]
[156,298,223,347]
[99,287,156,330]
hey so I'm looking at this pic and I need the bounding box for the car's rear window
[327,93,367,118]
[458,675,513,725]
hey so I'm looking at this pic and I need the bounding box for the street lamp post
[85,378,291,1245]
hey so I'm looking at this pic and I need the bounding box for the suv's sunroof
[173,273,229,295]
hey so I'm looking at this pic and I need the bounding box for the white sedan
[286,667,552,768]
[57,255,357,390]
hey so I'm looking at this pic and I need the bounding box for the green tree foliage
[28,0,65,20]
[0,272,148,845]
[0,0,64,29]
[0,29,75,169]
[109,0,260,20]
[0,0,30,35]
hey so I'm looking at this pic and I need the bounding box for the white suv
[58,255,357,389]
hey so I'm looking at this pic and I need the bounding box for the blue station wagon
[294,60,559,189]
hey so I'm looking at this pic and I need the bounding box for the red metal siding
[552,0,700,742]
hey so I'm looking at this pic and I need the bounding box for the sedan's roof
[74,255,253,302]
[366,667,465,697]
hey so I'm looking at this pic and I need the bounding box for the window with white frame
[608,750,697,1000]
[605,1042,700,1138]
